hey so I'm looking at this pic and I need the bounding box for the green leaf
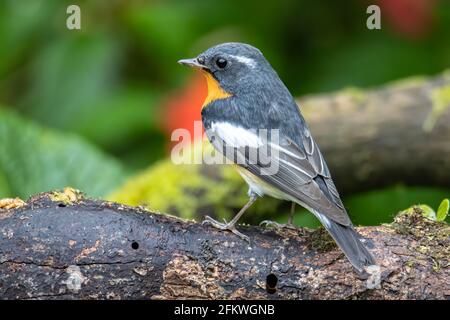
[419,205,437,221]
[0,108,126,198]
[436,199,449,222]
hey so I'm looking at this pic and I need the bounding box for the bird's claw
[202,216,250,243]
[202,215,222,226]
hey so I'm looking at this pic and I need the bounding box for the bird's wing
[207,121,351,226]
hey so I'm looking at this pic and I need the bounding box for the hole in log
[131,241,139,250]
[58,203,66,207]
[266,273,278,294]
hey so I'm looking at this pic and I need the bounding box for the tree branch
[0,191,448,299]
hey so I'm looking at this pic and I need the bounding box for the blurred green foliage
[0,0,449,225]
[0,108,125,198]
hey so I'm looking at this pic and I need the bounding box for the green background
[0,0,449,226]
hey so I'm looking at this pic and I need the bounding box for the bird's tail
[315,212,376,274]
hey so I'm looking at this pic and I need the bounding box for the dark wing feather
[207,123,351,226]
[255,138,350,226]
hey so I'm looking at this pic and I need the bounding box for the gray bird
[179,42,375,274]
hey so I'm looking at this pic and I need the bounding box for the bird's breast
[201,71,232,108]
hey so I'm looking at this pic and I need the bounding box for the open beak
[178,58,207,70]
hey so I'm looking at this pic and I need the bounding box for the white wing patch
[230,55,257,69]
[210,122,262,148]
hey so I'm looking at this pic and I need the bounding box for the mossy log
[1,191,448,300]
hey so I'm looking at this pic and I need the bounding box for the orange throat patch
[202,71,232,108]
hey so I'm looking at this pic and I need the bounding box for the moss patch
[49,187,83,205]
[387,75,427,90]
[309,227,337,252]
[341,87,368,104]
[423,85,450,131]
[390,207,449,272]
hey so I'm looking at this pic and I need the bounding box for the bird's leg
[260,201,297,230]
[202,192,257,243]
[288,202,295,226]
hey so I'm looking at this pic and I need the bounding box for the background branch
[298,72,450,194]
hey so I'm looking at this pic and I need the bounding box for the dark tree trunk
[0,192,448,299]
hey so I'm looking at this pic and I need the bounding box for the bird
[178,42,375,274]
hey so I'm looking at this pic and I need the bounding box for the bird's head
[178,42,276,105]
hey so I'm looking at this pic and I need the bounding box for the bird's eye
[216,58,227,69]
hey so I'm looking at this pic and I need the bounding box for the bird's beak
[178,58,207,70]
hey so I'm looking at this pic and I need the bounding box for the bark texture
[0,191,448,300]
[298,72,450,194]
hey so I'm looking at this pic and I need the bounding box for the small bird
[178,42,375,274]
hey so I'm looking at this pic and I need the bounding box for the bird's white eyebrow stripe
[229,55,257,68]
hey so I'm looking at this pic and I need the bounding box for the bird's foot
[0,197,26,210]
[260,220,297,230]
[202,216,250,243]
